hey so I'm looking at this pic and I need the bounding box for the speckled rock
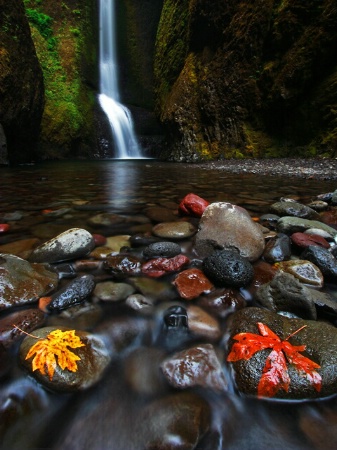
[19,326,111,392]
[152,221,197,240]
[226,307,337,399]
[277,260,324,287]
[291,232,330,249]
[29,228,95,263]
[195,202,265,261]
[143,241,181,259]
[161,343,227,391]
[0,253,58,311]
[203,249,254,288]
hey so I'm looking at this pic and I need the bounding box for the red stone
[173,268,214,300]
[92,233,107,247]
[0,224,10,233]
[178,193,209,217]
[291,232,330,249]
[142,254,190,278]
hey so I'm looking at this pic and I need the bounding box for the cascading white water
[99,0,142,159]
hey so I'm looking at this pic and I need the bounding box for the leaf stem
[285,325,307,341]
[12,324,40,339]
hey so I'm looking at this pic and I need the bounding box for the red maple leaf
[227,322,322,398]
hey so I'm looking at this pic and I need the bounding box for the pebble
[270,201,320,220]
[142,254,190,278]
[47,275,96,312]
[93,280,136,302]
[262,233,292,263]
[301,246,337,282]
[0,223,10,233]
[142,241,181,259]
[173,268,214,300]
[276,260,324,287]
[152,221,197,240]
[291,232,331,249]
[178,193,210,217]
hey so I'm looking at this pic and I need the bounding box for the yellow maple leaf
[25,329,85,381]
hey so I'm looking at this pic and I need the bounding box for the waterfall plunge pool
[0,159,337,450]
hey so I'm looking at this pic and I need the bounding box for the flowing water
[98,0,142,159]
[1,160,337,450]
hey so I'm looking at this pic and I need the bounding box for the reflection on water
[1,160,337,450]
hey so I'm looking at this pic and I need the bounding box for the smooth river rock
[195,202,265,261]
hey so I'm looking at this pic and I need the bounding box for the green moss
[24,0,95,155]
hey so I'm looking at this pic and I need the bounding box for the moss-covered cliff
[0,0,44,164]
[154,0,337,161]
[23,0,98,159]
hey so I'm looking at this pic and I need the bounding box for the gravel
[195,158,337,180]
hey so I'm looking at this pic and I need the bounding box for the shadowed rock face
[154,0,337,161]
[0,0,44,164]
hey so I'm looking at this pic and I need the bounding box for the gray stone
[270,201,320,220]
[301,246,337,282]
[277,217,337,240]
[195,202,265,261]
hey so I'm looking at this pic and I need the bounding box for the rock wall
[154,0,337,161]
[0,0,44,164]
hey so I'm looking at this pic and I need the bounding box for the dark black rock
[262,233,292,263]
[301,246,337,282]
[48,275,95,312]
[202,249,254,288]
[143,241,181,259]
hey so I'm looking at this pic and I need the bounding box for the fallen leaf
[227,322,322,397]
[25,329,85,380]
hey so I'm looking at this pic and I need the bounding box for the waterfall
[98,0,142,159]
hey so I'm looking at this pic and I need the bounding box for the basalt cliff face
[154,0,337,161]
[0,0,44,164]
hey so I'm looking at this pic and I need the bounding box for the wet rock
[307,200,329,212]
[259,213,280,230]
[48,275,95,312]
[143,241,181,259]
[301,246,337,282]
[262,233,291,263]
[0,238,40,259]
[140,392,210,450]
[187,305,222,341]
[226,307,337,399]
[178,193,210,217]
[254,272,318,319]
[270,201,320,220]
[142,254,190,278]
[277,217,337,240]
[93,280,135,302]
[173,268,214,300]
[304,228,335,241]
[124,347,168,396]
[0,224,10,233]
[47,303,103,330]
[320,208,337,227]
[129,234,161,247]
[105,235,131,252]
[125,293,154,313]
[130,276,176,302]
[29,228,95,263]
[104,254,142,279]
[152,221,197,240]
[89,246,116,259]
[161,343,227,391]
[145,206,178,223]
[195,202,265,261]
[291,232,330,249]
[197,288,246,319]
[19,326,111,392]
[203,249,254,288]
[0,253,58,311]
[277,260,324,287]
[251,260,278,292]
[92,234,107,247]
[156,304,192,351]
[87,213,128,227]
[0,308,46,349]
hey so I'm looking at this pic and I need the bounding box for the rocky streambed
[1,159,337,449]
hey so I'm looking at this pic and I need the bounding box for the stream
[1,159,337,450]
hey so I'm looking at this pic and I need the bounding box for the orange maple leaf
[25,329,85,381]
[227,322,322,398]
